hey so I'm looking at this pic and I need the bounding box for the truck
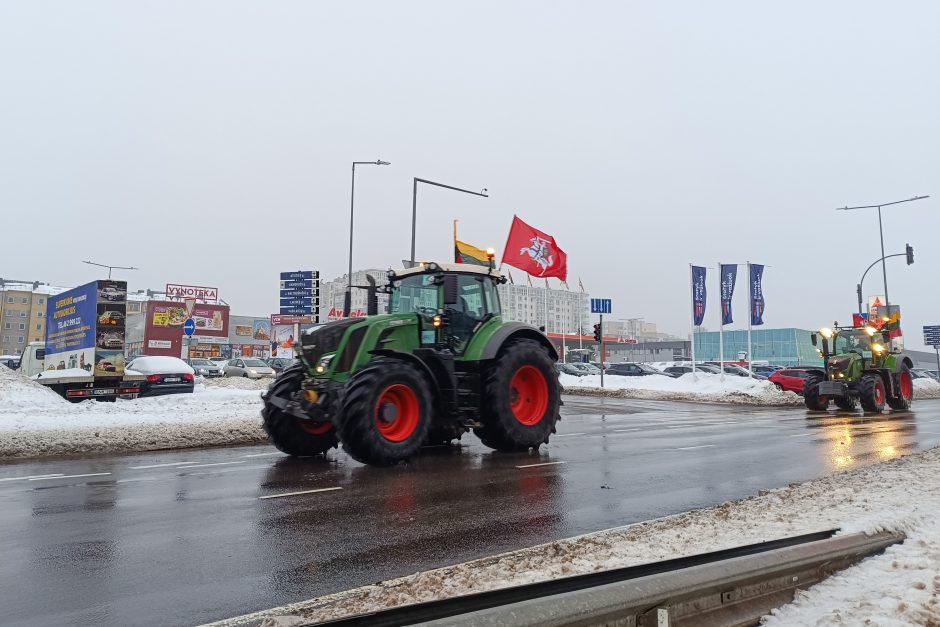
[18,280,143,402]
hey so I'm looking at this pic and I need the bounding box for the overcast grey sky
[1,1,937,349]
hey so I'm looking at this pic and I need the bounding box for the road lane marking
[516,461,567,469]
[28,472,112,481]
[674,445,716,451]
[613,428,642,432]
[179,461,246,469]
[129,462,200,469]
[789,433,815,437]
[0,473,65,482]
[258,487,343,500]
[552,433,586,438]
[242,452,284,458]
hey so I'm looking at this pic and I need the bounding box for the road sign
[280,279,314,289]
[590,298,612,314]
[280,289,318,298]
[271,314,315,325]
[280,306,313,314]
[280,297,313,306]
[924,325,940,347]
[280,271,318,281]
[183,318,196,337]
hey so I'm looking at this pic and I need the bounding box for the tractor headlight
[315,353,335,374]
[864,326,877,336]
[872,343,885,354]
[818,327,834,339]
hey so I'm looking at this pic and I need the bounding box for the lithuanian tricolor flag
[455,239,490,266]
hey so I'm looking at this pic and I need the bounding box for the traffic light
[593,323,602,342]
[906,243,914,265]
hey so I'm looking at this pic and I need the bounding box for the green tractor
[261,262,562,466]
[804,324,914,412]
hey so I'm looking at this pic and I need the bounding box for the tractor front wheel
[887,364,914,411]
[859,373,886,413]
[338,359,432,465]
[475,339,561,452]
[803,373,829,411]
[262,363,338,456]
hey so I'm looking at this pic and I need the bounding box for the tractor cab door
[443,274,494,354]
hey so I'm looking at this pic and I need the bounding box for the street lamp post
[411,178,488,263]
[346,160,390,316]
[837,195,929,307]
[82,260,138,279]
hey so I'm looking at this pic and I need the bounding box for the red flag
[501,216,568,280]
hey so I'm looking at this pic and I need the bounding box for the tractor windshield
[389,274,440,315]
[832,329,873,355]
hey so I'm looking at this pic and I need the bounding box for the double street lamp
[836,195,928,307]
[346,160,390,315]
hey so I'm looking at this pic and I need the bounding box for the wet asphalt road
[3,397,940,627]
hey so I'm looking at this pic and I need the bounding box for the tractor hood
[829,355,852,372]
[298,318,362,367]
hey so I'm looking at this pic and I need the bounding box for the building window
[37,311,43,317]
[17,336,24,344]
[21,297,28,304]
[2,335,8,343]
[20,311,26,317]
[4,309,11,316]
[38,298,44,305]
[5,297,12,303]
[3,323,9,329]
[18,323,25,330]
[36,323,41,331]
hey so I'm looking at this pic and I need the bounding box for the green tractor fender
[476,322,558,361]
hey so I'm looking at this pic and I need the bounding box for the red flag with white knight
[501,215,568,280]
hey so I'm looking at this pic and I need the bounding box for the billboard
[46,280,127,375]
[252,319,271,341]
[165,284,219,301]
[272,325,295,358]
[144,300,229,356]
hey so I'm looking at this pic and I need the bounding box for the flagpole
[690,264,697,376]
[747,261,753,378]
[719,261,724,381]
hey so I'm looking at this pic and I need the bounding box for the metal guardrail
[245,529,902,627]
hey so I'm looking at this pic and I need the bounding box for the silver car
[223,358,275,379]
[186,358,223,377]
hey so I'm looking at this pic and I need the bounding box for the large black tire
[474,339,562,452]
[262,363,338,456]
[887,363,914,411]
[859,373,886,413]
[337,359,432,466]
[803,372,830,411]
[834,396,858,411]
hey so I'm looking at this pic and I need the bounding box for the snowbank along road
[3,396,940,626]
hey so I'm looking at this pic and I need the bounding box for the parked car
[606,362,668,377]
[705,363,768,379]
[752,365,784,376]
[768,368,813,395]
[127,356,195,397]
[186,358,223,378]
[663,365,695,377]
[556,363,587,376]
[569,362,601,375]
[265,357,296,374]
[224,358,275,379]
[210,359,229,371]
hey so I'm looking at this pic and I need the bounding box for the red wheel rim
[510,365,549,426]
[375,384,420,442]
[297,420,333,436]
[899,371,913,400]
[874,379,885,405]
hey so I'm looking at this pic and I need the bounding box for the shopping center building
[693,328,821,366]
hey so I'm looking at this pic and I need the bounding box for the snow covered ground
[561,371,940,405]
[214,445,940,626]
[0,365,267,457]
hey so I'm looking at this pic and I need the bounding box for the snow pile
[203,376,273,391]
[914,377,940,399]
[560,371,801,406]
[0,369,266,457]
[211,446,940,627]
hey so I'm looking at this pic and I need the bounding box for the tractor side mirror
[810,333,817,347]
[443,275,459,305]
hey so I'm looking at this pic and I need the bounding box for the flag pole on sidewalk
[690,264,697,376]
[718,261,724,381]
[747,261,753,377]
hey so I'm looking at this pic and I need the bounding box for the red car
[769,369,814,395]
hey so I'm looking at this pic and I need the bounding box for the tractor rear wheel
[475,339,561,452]
[859,373,886,413]
[887,364,914,411]
[803,372,829,411]
[338,359,432,465]
[262,363,338,456]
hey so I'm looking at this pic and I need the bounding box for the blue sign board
[280,271,317,281]
[280,307,313,315]
[280,298,313,307]
[924,325,940,347]
[183,318,196,337]
[45,281,98,359]
[590,298,612,314]
[281,279,313,289]
[280,289,318,298]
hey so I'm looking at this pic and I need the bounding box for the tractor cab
[387,262,505,354]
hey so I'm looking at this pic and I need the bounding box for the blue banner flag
[720,264,737,326]
[691,266,706,326]
[750,264,765,326]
